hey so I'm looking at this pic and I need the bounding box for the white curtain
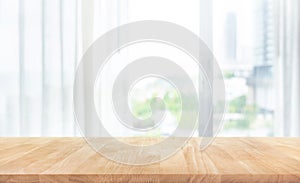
[0,0,203,137]
[0,0,81,136]
[275,0,300,136]
[1,0,299,137]
[0,0,124,136]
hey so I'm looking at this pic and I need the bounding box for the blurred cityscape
[217,0,275,136]
[130,0,276,137]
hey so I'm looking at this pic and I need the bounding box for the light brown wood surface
[0,138,299,183]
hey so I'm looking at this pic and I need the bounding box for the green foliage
[131,90,181,120]
[223,71,235,79]
[131,90,259,131]
[131,100,152,120]
[163,90,181,119]
[225,95,258,129]
[228,95,247,113]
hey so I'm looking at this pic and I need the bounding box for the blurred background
[0,0,299,137]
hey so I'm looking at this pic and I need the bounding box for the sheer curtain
[0,0,203,137]
[0,0,299,137]
[16,0,79,136]
[1,0,79,136]
[275,0,300,136]
[0,0,124,136]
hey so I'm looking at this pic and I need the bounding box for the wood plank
[0,138,299,182]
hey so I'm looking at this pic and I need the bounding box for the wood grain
[0,138,299,183]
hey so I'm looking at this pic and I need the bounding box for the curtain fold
[0,0,122,136]
[276,0,300,136]
[17,0,79,136]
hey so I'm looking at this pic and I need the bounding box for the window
[213,0,276,136]
[0,0,299,137]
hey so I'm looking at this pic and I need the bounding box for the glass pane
[213,0,275,136]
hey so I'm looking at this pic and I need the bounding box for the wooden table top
[0,138,299,183]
